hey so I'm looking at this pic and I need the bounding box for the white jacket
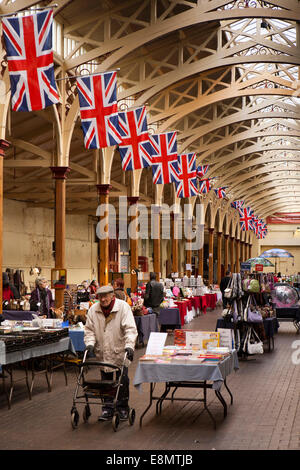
[84,298,138,371]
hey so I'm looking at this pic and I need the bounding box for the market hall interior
[0,308,299,451]
[0,0,300,453]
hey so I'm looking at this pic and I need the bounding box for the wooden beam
[4,160,49,168]
[11,138,52,161]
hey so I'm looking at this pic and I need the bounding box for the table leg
[30,358,51,396]
[293,320,300,334]
[157,384,171,415]
[224,379,233,405]
[24,360,32,400]
[203,382,217,429]
[139,383,154,428]
[48,353,68,387]
[171,386,178,402]
[2,365,13,409]
[215,389,227,418]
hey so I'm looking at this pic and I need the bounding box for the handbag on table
[222,306,232,322]
[247,294,263,323]
[243,327,264,355]
[243,295,263,323]
[247,308,263,323]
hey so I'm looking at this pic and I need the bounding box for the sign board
[146,332,168,356]
[240,262,251,271]
[217,328,234,350]
[255,264,263,272]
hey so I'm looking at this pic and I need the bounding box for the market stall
[159,307,181,331]
[134,329,239,428]
[221,272,280,357]
[216,317,279,353]
[157,275,222,327]
[0,324,76,409]
[134,314,159,347]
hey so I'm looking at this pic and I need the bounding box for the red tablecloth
[174,296,210,324]
[189,296,201,313]
[174,301,187,326]
[199,296,207,314]
[205,293,217,309]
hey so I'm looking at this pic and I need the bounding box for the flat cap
[97,285,114,295]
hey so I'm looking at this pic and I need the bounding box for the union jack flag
[251,216,258,234]
[196,165,209,179]
[239,206,254,231]
[257,224,267,238]
[258,222,268,239]
[150,132,178,184]
[259,223,268,238]
[198,178,212,194]
[231,200,244,209]
[76,71,122,149]
[118,106,153,171]
[261,222,268,234]
[214,187,227,199]
[172,153,198,198]
[2,9,59,112]
[255,218,264,235]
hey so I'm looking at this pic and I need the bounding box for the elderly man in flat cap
[84,284,138,421]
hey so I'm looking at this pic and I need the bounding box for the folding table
[0,336,76,408]
[134,351,239,429]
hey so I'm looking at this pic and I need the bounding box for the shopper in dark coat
[30,277,55,317]
[220,271,232,308]
[144,272,164,315]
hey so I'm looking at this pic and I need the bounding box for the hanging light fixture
[261,19,268,29]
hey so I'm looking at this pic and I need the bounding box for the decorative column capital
[96,183,112,195]
[127,196,139,206]
[224,234,229,239]
[209,227,214,234]
[0,139,10,156]
[50,166,70,180]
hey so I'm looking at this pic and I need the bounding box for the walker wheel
[71,408,79,429]
[112,413,120,432]
[83,404,91,422]
[128,408,135,426]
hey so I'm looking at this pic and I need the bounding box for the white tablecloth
[184,306,196,323]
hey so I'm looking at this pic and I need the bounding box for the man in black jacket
[220,271,232,308]
[144,272,164,316]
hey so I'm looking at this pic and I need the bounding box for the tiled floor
[0,307,299,450]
